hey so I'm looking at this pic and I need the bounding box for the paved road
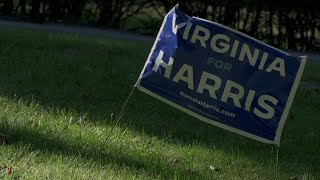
[1,19,319,88]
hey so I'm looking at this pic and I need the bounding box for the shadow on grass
[0,28,319,177]
[0,121,209,179]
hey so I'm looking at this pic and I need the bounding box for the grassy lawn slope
[0,28,319,179]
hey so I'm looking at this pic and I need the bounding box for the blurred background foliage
[0,0,319,51]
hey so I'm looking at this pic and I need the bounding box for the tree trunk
[223,3,234,26]
[217,5,223,23]
[250,5,262,37]
[268,8,274,45]
[277,10,283,47]
[49,0,62,21]
[299,16,306,51]
[286,14,295,50]
[20,0,27,15]
[242,9,250,32]
[31,0,41,21]
[97,0,114,25]
[70,0,86,21]
[2,0,14,15]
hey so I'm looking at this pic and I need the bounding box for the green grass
[302,63,320,82]
[0,27,319,179]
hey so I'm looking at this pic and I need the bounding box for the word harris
[153,19,287,120]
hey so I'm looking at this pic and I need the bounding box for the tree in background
[97,0,150,27]
[150,0,319,51]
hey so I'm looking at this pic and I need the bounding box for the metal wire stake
[105,86,136,142]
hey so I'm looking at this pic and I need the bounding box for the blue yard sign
[136,5,306,145]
